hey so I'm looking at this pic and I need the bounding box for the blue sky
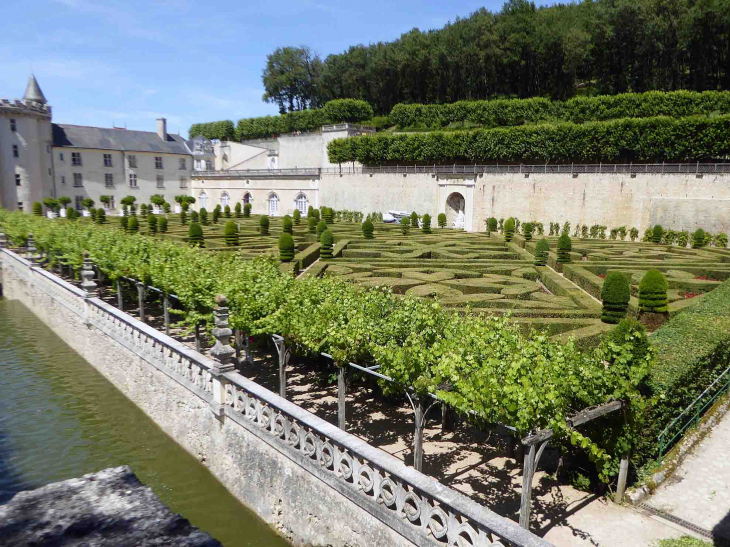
[2,0,527,137]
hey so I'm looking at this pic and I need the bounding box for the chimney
[157,118,167,141]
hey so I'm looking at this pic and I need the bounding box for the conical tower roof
[23,75,47,104]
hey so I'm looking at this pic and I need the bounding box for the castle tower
[0,75,54,211]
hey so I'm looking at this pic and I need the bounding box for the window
[12,145,19,158]
[103,153,113,167]
[295,193,308,215]
[243,192,252,205]
[15,174,21,186]
[205,160,213,170]
[156,175,164,188]
[17,202,23,211]
[71,152,82,166]
[221,192,231,208]
[128,155,137,168]
[268,193,279,216]
[199,192,208,210]
[105,173,114,187]
[129,174,137,188]
[179,176,187,188]
[10,119,17,131]
[59,152,65,161]
[73,173,83,187]
[61,176,66,185]
[179,158,186,170]
[155,156,163,169]
[75,196,84,211]
[108,196,115,209]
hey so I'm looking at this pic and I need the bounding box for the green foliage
[320,229,334,259]
[716,233,728,248]
[89,208,97,222]
[212,206,221,225]
[140,204,148,218]
[312,208,320,221]
[278,233,295,262]
[223,205,231,218]
[293,209,301,224]
[58,196,72,208]
[243,203,251,218]
[188,222,204,248]
[190,210,199,223]
[119,215,128,231]
[179,209,187,226]
[158,216,168,234]
[43,197,59,212]
[32,202,43,216]
[639,269,668,312]
[316,220,327,241]
[656,538,712,547]
[652,224,663,243]
[557,233,572,263]
[127,215,139,234]
[534,238,550,266]
[437,213,446,228]
[504,217,515,242]
[224,221,239,246]
[188,120,235,140]
[630,227,639,241]
[307,216,317,234]
[147,214,157,235]
[81,198,95,210]
[163,202,171,214]
[66,207,76,220]
[362,219,374,239]
[400,216,410,235]
[234,202,242,218]
[327,115,730,164]
[410,211,418,227]
[150,194,165,207]
[487,217,497,235]
[601,272,630,324]
[323,99,374,123]
[199,208,208,226]
[120,196,136,207]
[283,215,293,234]
[323,207,334,225]
[259,215,270,236]
[692,228,705,248]
[421,213,432,234]
[523,222,533,241]
[95,208,106,225]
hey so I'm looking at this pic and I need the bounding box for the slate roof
[24,75,47,104]
[52,124,192,155]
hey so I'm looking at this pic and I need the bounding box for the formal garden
[1,203,729,535]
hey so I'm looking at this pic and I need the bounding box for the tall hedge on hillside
[188,120,235,141]
[327,115,730,164]
[389,91,730,130]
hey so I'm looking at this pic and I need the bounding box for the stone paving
[646,407,730,541]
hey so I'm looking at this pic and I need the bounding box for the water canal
[0,298,289,547]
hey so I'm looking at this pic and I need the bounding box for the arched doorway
[445,192,465,227]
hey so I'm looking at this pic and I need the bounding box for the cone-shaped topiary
[213,206,221,224]
[320,229,334,259]
[33,202,43,216]
[362,219,374,239]
[199,208,208,225]
[188,222,204,247]
[652,225,663,243]
[534,238,550,266]
[421,213,432,234]
[191,210,199,223]
[127,215,139,234]
[147,214,157,235]
[140,204,148,218]
[312,208,320,221]
[410,211,418,227]
[323,207,334,225]
[557,233,572,263]
[400,216,410,235]
[234,203,242,218]
[639,269,668,312]
[283,215,293,234]
[437,213,446,228]
[504,217,515,242]
[243,203,251,218]
[307,205,315,217]
[523,222,533,241]
[279,233,295,262]
[487,217,497,236]
[293,209,301,225]
[600,272,630,324]
[259,215,270,236]
[96,208,106,225]
[316,220,327,241]
[89,208,97,222]
[179,209,187,225]
[307,216,317,234]
[158,216,168,233]
[224,205,231,218]
[120,215,128,231]
[129,204,136,217]
[692,228,705,248]
[224,221,239,246]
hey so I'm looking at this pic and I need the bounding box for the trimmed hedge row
[188,120,236,141]
[327,115,730,164]
[389,91,730,130]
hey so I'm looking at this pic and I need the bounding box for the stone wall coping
[33,265,87,298]
[2,248,32,269]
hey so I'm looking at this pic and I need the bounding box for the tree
[262,46,325,113]
[58,196,72,209]
[81,198,95,211]
[224,221,239,246]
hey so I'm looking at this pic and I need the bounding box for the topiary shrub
[323,207,334,225]
[487,217,497,236]
[639,269,669,313]
[179,209,187,225]
[259,215,270,236]
[158,216,168,233]
[410,211,418,227]
[127,215,139,234]
[96,208,106,225]
[120,215,128,232]
[224,221,239,246]
[557,233,572,263]
[140,204,148,218]
[283,215,293,234]
[213,206,221,224]
[188,222,204,248]
[224,205,231,218]
[312,208,320,221]
[652,224,663,243]
[437,213,446,228]
[191,210,199,223]
[716,233,728,248]
[421,213,432,234]
[692,228,705,248]
[293,209,301,225]
[307,216,317,234]
[320,229,334,259]
[316,220,327,241]
[199,208,208,226]
[523,222,533,241]
[307,205,314,218]
[243,203,251,218]
[33,202,43,216]
[629,227,639,241]
[504,217,515,242]
[163,202,171,214]
[89,208,97,222]
[534,238,550,266]
[400,216,410,235]
[600,272,631,324]
[278,233,295,262]
[362,219,374,239]
[147,214,157,235]
[235,202,242,218]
